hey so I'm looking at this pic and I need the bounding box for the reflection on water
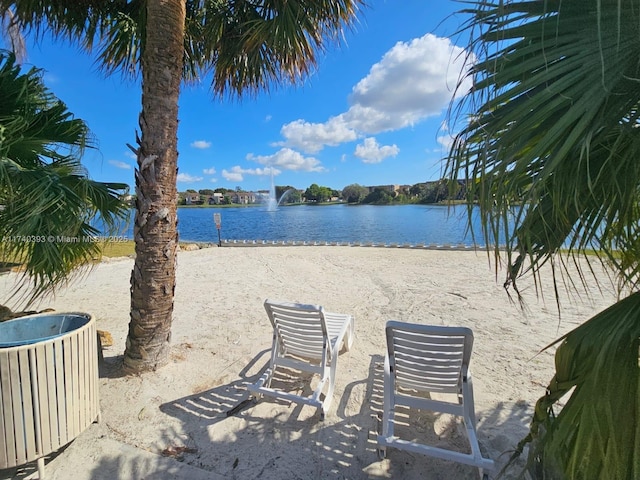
[116,204,504,246]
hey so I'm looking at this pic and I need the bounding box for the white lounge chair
[248,299,354,419]
[377,321,494,479]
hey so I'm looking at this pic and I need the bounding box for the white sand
[0,246,619,479]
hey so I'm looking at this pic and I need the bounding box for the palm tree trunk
[124,0,185,373]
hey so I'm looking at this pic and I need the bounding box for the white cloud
[247,148,326,173]
[221,165,281,183]
[124,151,137,160]
[222,169,244,182]
[203,167,216,175]
[177,173,204,182]
[437,133,455,151]
[190,140,211,149]
[278,117,357,153]
[108,160,132,170]
[347,34,469,129]
[278,33,472,153]
[354,137,400,164]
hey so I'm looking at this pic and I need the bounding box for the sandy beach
[0,246,619,479]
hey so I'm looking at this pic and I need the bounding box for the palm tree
[0,49,129,306]
[0,1,364,372]
[448,1,640,478]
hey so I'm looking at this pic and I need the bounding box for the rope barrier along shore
[177,239,483,251]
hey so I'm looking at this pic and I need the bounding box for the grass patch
[1,240,218,269]
[99,240,136,258]
[0,261,22,273]
[0,240,136,269]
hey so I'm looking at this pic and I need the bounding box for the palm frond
[0,50,129,305]
[509,291,640,479]
[449,0,640,293]
[449,2,640,478]
[0,0,365,96]
[193,0,364,97]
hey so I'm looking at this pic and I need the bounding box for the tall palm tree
[448,1,640,478]
[0,49,129,306]
[0,1,364,372]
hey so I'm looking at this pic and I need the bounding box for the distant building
[184,192,200,204]
[367,184,395,193]
[208,193,224,205]
[232,191,256,204]
[365,185,412,196]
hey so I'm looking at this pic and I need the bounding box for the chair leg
[264,340,283,390]
[263,368,273,390]
[321,354,339,417]
[377,355,396,460]
[381,355,394,439]
[464,377,478,427]
[344,318,354,352]
[37,457,45,479]
[376,413,387,459]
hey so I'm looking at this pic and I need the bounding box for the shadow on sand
[1,351,534,480]
[147,352,532,480]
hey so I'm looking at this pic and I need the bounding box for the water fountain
[266,169,295,211]
[266,169,278,212]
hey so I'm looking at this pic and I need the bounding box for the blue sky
[9,1,473,193]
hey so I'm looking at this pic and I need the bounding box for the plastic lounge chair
[377,321,494,479]
[248,299,354,419]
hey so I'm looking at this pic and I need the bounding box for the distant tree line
[341,180,468,205]
[177,179,468,206]
[304,184,340,203]
[276,185,303,204]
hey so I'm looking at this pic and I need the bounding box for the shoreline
[0,247,618,479]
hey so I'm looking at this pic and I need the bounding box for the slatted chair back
[265,300,328,361]
[386,322,473,395]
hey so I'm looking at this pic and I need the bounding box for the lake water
[118,204,496,246]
